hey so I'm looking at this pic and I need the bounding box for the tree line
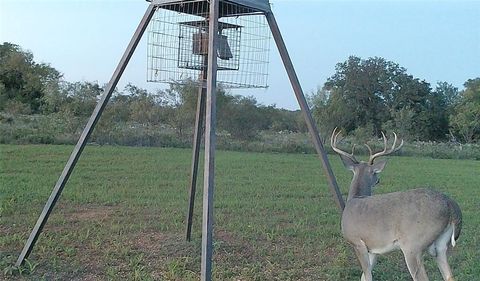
[1,42,479,145]
[309,56,479,143]
[0,42,305,144]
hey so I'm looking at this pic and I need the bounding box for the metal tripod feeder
[15,1,344,280]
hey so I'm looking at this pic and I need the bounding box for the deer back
[341,188,461,251]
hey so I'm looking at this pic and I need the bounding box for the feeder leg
[201,1,219,280]
[15,4,156,267]
[266,12,345,212]
[185,85,206,242]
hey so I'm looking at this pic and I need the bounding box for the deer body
[342,188,461,281]
[331,129,462,281]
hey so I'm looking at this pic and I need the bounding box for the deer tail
[448,198,462,247]
[450,223,456,247]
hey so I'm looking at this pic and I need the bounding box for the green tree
[268,108,303,132]
[324,56,398,134]
[40,81,68,114]
[309,86,350,141]
[219,95,267,140]
[435,81,459,110]
[60,81,102,116]
[105,93,132,124]
[160,81,198,138]
[318,56,450,141]
[124,83,164,125]
[383,106,416,141]
[0,42,62,112]
[450,78,480,143]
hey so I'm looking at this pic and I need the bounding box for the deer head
[330,127,403,200]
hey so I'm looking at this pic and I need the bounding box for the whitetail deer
[331,128,462,281]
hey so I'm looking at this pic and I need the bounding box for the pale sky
[1,0,479,110]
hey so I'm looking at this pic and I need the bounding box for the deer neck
[347,171,373,201]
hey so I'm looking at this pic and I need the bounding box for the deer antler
[330,127,358,163]
[367,132,404,165]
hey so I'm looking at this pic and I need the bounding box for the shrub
[1,113,479,160]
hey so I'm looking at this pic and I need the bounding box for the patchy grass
[1,144,479,280]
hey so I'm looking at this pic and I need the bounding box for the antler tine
[330,127,338,149]
[381,131,388,153]
[392,132,404,152]
[364,143,373,156]
[389,132,405,154]
[391,131,398,150]
[330,127,358,163]
[368,131,404,164]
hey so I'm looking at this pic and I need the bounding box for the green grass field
[1,144,479,280]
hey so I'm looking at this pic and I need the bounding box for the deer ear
[372,159,387,173]
[339,154,357,172]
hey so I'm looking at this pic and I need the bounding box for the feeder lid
[150,0,271,16]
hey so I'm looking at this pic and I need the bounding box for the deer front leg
[402,249,429,281]
[361,252,377,281]
[353,241,373,281]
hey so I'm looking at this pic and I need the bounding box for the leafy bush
[1,113,479,160]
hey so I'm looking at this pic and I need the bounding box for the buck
[331,128,462,281]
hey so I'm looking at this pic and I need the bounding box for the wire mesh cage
[147,0,271,88]
[178,20,241,71]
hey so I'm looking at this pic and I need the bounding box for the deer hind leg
[353,241,373,281]
[436,247,454,281]
[402,249,429,281]
[433,224,455,281]
[360,252,377,281]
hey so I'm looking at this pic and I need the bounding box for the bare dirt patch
[62,204,117,222]
[215,229,258,259]
[130,230,196,258]
[0,224,12,235]
[69,273,103,281]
